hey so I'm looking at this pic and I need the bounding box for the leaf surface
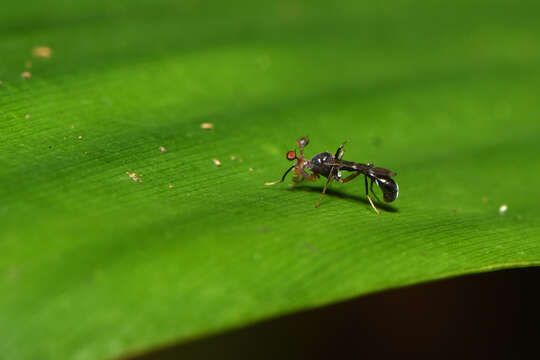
[1,1,540,359]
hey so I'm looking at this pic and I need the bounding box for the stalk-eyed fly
[264,137,398,215]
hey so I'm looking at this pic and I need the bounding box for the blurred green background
[1,0,540,359]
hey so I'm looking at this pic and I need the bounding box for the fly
[264,137,398,215]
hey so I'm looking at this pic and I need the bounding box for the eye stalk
[286,150,297,161]
[296,137,309,147]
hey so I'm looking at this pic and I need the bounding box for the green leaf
[1,0,539,359]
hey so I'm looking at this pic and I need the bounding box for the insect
[264,137,398,215]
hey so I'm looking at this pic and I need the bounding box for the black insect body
[331,160,399,203]
[309,152,339,179]
[264,137,399,215]
[374,176,398,202]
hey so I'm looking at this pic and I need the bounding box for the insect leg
[334,141,347,160]
[315,167,335,208]
[264,165,295,185]
[294,167,318,182]
[365,175,381,215]
[264,164,317,186]
[370,178,382,203]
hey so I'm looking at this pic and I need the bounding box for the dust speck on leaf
[126,171,141,182]
[212,158,221,167]
[25,114,31,119]
[78,135,83,140]
[231,155,236,161]
[5,266,20,281]
[249,168,254,172]
[159,146,167,152]
[32,46,52,58]
[169,184,174,189]
[200,123,214,130]
[499,204,508,214]
[21,72,32,79]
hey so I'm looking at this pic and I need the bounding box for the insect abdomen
[376,176,399,202]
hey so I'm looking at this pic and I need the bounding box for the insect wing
[325,160,370,173]
[371,167,397,177]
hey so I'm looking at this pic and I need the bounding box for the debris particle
[212,158,221,167]
[32,46,52,58]
[71,124,75,129]
[499,204,508,214]
[200,122,214,130]
[168,184,174,189]
[238,158,244,163]
[482,196,488,203]
[249,167,254,172]
[6,266,20,280]
[77,135,83,140]
[159,146,167,152]
[231,155,236,161]
[21,72,32,79]
[25,61,32,69]
[126,171,140,182]
[25,114,31,119]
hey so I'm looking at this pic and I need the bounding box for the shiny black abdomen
[309,152,335,178]
[375,176,399,202]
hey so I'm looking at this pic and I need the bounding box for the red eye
[286,151,297,161]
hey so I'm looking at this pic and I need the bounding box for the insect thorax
[308,152,335,178]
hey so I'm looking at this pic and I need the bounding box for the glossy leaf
[1,1,540,359]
